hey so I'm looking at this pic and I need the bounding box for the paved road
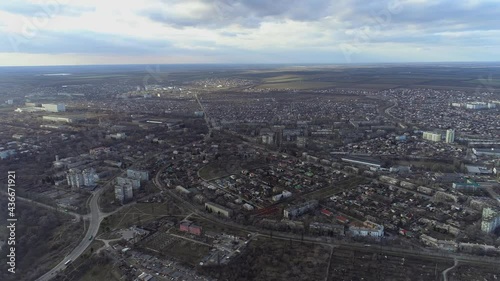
[195,93,212,141]
[442,258,458,281]
[35,188,104,281]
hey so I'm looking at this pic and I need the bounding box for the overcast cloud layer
[0,0,499,66]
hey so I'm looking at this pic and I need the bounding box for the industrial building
[465,165,493,175]
[283,200,318,219]
[127,169,150,181]
[472,148,500,157]
[349,221,384,237]
[42,103,66,112]
[341,156,382,169]
[43,116,73,123]
[445,129,455,143]
[452,180,481,191]
[422,131,442,142]
[205,202,232,217]
[15,103,66,113]
[465,102,495,110]
[481,207,500,233]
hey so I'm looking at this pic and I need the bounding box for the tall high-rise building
[82,168,97,186]
[423,132,441,142]
[445,129,455,143]
[124,185,134,200]
[481,207,500,233]
[115,186,125,204]
[126,169,149,181]
[115,185,134,204]
[66,169,84,188]
[67,168,98,188]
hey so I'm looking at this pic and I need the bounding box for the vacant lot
[100,202,185,234]
[141,231,211,266]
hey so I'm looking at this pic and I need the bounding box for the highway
[195,93,212,141]
[35,188,104,281]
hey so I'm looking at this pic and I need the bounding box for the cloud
[0,1,94,17]
[0,0,500,65]
[142,0,334,28]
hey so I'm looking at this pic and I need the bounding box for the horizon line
[1,61,500,68]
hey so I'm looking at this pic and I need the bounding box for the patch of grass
[191,215,250,238]
[100,202,184,234]
[198,163,230,181]
[77,263,121,281]
[163,239,211,266]
[257,81,337,90]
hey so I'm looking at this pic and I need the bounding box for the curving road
[442,258,459,281]
[35,188,104,281]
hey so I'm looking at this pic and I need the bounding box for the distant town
[0,64,499,281]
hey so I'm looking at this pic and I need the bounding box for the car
[88,235,93,241]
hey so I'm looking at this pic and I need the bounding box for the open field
[76,262,122,281]
[2,64,500,95]
[141,231,211,266]
[243,64,500,91]
[198,163,231,181]
[0,63,500,95]
[100,202,185,234]
[191,215,251,238]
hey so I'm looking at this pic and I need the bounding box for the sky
[0,0,499,66]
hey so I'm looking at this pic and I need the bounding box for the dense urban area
[0,64,499,281]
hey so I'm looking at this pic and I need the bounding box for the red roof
[336,215,348,223]
[321,209,333,216]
